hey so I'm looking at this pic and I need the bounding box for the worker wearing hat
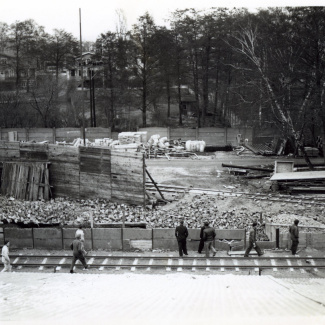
[175,220,189,257]
[289,219,299,255]
[244,221,264,257]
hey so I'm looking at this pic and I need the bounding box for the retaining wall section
[3,226,324,250]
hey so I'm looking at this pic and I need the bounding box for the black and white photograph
[1,0,325,324]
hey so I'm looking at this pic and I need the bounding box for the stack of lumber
[0,162,51,201]
[118,132,147,144]
[244,143,275,155]
[298,147,319,157]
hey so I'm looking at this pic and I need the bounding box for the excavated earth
[1,151,325,241]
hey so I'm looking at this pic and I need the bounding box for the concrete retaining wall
[266,223,325,249]
[4,226,324,251]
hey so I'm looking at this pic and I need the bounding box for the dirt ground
[146,152,325,232]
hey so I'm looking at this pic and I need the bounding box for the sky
[0,0,324,41]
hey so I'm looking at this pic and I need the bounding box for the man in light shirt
[1,240,12,272]
[75,225,87,256]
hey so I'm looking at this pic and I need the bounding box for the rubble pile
[266,213,325,234]
[1,193,324,240]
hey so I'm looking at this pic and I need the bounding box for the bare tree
[232,23,315,167]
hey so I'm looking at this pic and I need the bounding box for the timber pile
[1,162,51,201]
[244,143,275,156]
[118,132,147,144]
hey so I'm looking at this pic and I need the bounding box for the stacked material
[118,132,147,144]
[185,140,206,152]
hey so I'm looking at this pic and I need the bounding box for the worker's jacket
[203,227,216,242]
[248,228,257,244]
[289,225,299,241]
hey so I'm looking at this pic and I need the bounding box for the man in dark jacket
[175,220,188,257]
[289,219,299,255]
[244,222,264,257]
[70,234,89,273]
[203,221,217,257]
[198,221,207,254]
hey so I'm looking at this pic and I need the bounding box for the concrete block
[4,228,33,249]
[310,233,325,248]
[123,228,152,240]
[153,239,178,250]
[33,228,62,249]
[92,228,122,250]
[215,229,245,240]
[257,241,276,249]
[215,241,231,250]
[153,229,175,240]
[130,240,152,250]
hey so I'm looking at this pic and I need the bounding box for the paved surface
[1,272,325,325]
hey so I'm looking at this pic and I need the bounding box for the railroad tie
[206,259,210,271]
[116,259,123,271]
[99,258,108,271]
[39,258,47,271]
[254,259,259,272]
[131,258,138,271]
[166,258,172,271]
[220,259,225,272]
[307,255,318,272]
[296,259,306,273]
[233,259,239,272]
[146,258,154,271]
[286,256,294,272]
[56,258,66,271]
[270,256,277,272]
[192,259,197,272]
[177,258,183,272]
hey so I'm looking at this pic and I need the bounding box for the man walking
[1,240,12,272]
[70,234,89,273]
[244,222,264,257]
[203,221,217,257]
[289,219,299,255]
[175,220,188,257]
[198,220,207,254]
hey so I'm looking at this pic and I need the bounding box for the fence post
[276,228,280,249]
[52,127,56,144]
[0,127,2,140]
[196,127,199,140]
[167,127,170,140]
[26,128,29,142]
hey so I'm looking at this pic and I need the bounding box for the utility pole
[79,8,86,145]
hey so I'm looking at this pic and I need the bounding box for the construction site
[1,128,325,325]
[0,126,324,252]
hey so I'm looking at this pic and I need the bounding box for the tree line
[1,7,325,160]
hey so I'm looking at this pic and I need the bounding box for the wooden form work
[1,162,50,201]
[0,142,146,205]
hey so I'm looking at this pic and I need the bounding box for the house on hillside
[0,53,15,81]
[71,52,103,86]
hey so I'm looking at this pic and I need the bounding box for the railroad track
[146,182,325,206]
[7,254,325,275]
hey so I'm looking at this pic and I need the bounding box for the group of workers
[1,219,300,273]
[175,219,300,258]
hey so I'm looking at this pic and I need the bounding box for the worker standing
[244,222,264,257]
[198,221,207,254]
[175,220,188,257]
[203,221,217,257]
[289,219,299,255]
